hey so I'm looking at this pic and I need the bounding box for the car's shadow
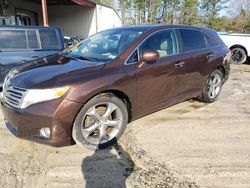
[246,58,250,65]
[81,140,134,188]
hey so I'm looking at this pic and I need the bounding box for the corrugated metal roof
[24,0,96,7]
[71,0,95,7]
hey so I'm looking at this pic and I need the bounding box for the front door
[136,29,184,115]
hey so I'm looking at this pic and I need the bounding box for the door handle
[175,61,185,68]
[207,53,214,59]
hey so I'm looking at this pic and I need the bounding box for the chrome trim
[124,27,214,65]
[2,70,27,109]
[2,85,28,108]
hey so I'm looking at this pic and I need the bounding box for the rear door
[175,28,214,97]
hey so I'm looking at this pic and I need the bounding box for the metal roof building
[0,0,122,37]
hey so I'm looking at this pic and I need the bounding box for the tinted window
[140,30,177,58]
[27,30,39,49]
[179,29,206,52]
[0,30,27,50]
[39,29,58,50]
[205,34,218,47]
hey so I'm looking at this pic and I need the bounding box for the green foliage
[94,0,250,33]
[181,0,199,25]
[199,0,229,29]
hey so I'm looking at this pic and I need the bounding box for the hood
[9,54,106,88]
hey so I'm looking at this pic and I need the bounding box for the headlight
[20,86,70,109]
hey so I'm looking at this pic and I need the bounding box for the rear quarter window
[179,29,207,52]
[208,30,225,47]
[204,34,219,47]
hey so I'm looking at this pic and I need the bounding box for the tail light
[224,49,232,63]
[226,49,232,57]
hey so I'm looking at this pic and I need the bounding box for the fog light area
[40,127,51,138]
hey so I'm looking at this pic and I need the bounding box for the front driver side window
[139,29,178,58]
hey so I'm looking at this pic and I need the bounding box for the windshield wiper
[70,55,96,62]
[78,56,96,61]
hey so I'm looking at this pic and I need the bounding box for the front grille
[2,86,27,108]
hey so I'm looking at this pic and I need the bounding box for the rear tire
[230,47,247,64]
[72,93,128,149]
[198,70,223,103]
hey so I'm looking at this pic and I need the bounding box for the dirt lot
[0,64,250,188]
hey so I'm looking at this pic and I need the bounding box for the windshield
[69,29,144,62]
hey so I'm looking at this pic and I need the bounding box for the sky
[219,0,233,17]
[113,0,235,18]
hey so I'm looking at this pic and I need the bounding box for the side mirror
[142,50,159,62]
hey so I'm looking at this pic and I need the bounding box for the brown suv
[1,25,230,149]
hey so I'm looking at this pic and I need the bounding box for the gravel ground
[0,64,250,188]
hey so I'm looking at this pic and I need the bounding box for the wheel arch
[214,64,226,78]
[70,88,133,146]
[104,89,133,123]
[77,89,133,123]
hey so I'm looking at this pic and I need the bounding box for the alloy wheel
[207,73,222,99]
[80,102,123,145]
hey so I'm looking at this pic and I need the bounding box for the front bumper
[1,98,82,147]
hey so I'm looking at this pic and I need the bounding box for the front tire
[198,70,223,103]
[72,93,128,149]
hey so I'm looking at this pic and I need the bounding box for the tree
[199,0,229,29]
[116,0,250,33]
[144,0,162,24]
[161,0,182,24]
[181,0,199,25]
[118,0,133,25]
[222,0,250,32]
[233,0,250,32]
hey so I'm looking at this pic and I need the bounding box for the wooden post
[41,0,49,26]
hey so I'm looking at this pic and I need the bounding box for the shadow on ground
[246,58,250,64]
[82,140,134,188]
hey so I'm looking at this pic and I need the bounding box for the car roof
[110,24,216,33]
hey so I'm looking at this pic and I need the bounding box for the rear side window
[39,29,59,50]
[179,29,206,52]
[0,30,27,49]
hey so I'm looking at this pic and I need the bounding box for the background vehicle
[63,35,85,49]
[0,25,64,87]
[1,25,230,149]
[219,32,250,64]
